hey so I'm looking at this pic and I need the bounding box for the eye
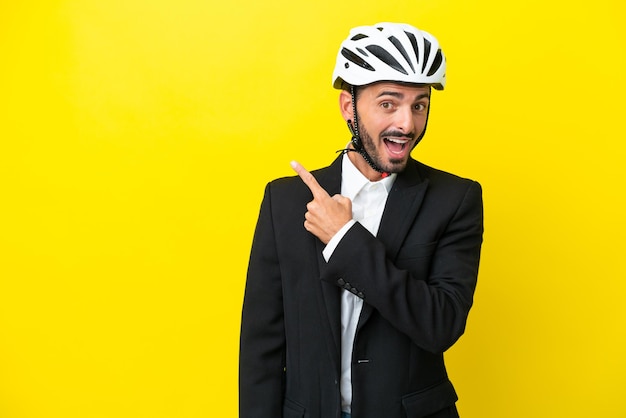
[414,102,428,112]
[380,102,393,109]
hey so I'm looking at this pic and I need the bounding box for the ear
[338,90,353,122]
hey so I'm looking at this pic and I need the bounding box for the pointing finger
[290,161,329,199]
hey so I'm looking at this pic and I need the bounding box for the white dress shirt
[322,153,396,413]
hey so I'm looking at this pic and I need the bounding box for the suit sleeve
[320,180,483,354]
[239,183,285,417]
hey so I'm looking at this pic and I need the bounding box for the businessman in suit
[239,22,483,418]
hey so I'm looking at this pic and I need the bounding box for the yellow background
[1,1,625,417]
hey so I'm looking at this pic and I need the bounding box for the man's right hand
[291,161,352,244]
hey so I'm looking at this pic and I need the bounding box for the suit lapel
[358,159,429,328]
[377,160,429,258]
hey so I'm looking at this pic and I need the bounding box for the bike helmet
[332,22,446,90]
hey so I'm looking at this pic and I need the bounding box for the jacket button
[357,292,364,298]
[337,278,345,286]
[350,287,359,295]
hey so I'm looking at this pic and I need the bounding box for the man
[240,22,483,418]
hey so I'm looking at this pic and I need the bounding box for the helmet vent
[351,34,369,41]
[365,45,408,75]
[388,36,415,73]
[406,31,420,67]
[341,48,375,71]
[427,49,443,76]
[422,39,432,73]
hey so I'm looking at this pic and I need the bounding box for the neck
[347,143,385,182]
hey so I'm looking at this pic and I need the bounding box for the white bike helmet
[332,22,446,90]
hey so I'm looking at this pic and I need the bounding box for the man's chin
[381,160,406,173]
[383,158,409,173]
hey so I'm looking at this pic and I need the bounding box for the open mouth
[383,137,410,155]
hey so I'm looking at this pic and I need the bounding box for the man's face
[342,82,431,178]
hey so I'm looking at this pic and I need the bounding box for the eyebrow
[376,91,431,101]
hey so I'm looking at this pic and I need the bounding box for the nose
[394,106,415,135]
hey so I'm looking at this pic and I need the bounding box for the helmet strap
[344,85,390,178]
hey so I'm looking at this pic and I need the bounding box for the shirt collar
[341,152,397,200]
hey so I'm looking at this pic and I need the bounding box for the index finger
[290,160,329,199]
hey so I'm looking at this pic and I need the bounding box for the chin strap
[335,85,390,178]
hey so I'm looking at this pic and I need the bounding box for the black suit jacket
[240,155,483,418]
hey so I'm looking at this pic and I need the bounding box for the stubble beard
[358,122,413,174]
